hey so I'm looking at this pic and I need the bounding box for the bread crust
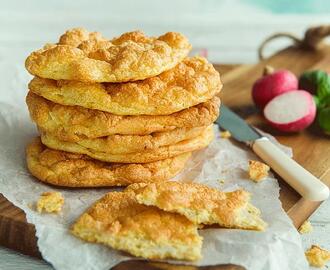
[26,138,191,187]
[133,181,267,231]
[40,125,207,155]
[40,126,214,163]
[25,28,192,82]
[71,189,202,260]
[28,56,221,115]
[26,92,220,141]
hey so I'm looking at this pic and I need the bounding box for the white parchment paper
[0,63,309,270]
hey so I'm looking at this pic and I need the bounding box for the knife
[216,105,329,201]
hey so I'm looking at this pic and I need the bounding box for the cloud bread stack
[25,28,222,187]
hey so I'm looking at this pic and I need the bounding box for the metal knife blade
[216,105,260,143]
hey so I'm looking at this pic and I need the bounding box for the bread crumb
[220,130,231,139]
[298,220,313,234]
[37,192,64,213]
[305,245,330,267]
[218,179,225,184]
[248,160,270,182]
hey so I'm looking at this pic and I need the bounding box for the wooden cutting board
[1,45,330,270]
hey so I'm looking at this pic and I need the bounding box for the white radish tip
[264,90,316,131]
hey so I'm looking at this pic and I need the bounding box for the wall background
[1,0,330,64]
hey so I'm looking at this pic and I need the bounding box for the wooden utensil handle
[252,137,329,201]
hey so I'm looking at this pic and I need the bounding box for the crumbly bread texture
[220,130,231,139]
[40,125,207,155]
[28,56,221,116]
[36,191,64,213]
[133,181,267,231]
[71,188,202,261]
[25,28,192,82]
[26,92,220,142]
[298,220,313,234]
[305,245,330,267]
[26,138,190,187]
[248,160,270,182]
[40,126,214,164]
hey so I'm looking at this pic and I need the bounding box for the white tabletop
[0,0,329,269]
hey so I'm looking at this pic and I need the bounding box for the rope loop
[258,25,330,60]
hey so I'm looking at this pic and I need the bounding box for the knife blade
[216,105,261,144]
[216,105,329,201]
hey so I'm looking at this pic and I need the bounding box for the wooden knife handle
[252,137,329,201]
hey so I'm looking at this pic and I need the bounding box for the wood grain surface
[219,45,330,228]
[0,45,330,269]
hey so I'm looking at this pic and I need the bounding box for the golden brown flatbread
[40,126,207,155]
[28,56,221,115]
[26,92,220,142]
[71,188,202,260]
[40,126,214,163]
[25,28,191,82]
[133,181,267,231]
[26,138,191,187]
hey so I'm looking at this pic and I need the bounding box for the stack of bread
[24,28,222,187]
[23,28,267,262]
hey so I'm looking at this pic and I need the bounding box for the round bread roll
[40,126,214,163]
[26,137,191,187]
[26,92,220,142]
[40,126,207,155]
[25,28,191,82]
[28,56,221,115]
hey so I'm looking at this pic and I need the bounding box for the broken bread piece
[37,191,64,213]
[305,245,330,267]
[220,130,231,139]
[71,188,202,261]
[133,182,267,231]
[298,220,313,234]
[248,160,270,182]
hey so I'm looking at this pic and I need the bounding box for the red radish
[264,90,316,132]
[252,66,298,109]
